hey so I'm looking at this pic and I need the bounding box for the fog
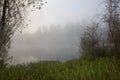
[9,0,104,64]
[10,23,83,64]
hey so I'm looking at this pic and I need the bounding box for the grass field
[0,56,120,80]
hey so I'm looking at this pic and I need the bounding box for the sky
[23,0,104,33]
[10,0,105,64]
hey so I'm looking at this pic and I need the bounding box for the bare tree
[0,0,44,69]
[80,22,101,57]
[104,0,120,56]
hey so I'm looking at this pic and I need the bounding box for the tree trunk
[1,0,8,26]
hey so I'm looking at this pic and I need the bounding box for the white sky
[23,0,104,33]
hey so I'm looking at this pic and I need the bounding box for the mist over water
[9,23,82,64]
[8,0,104,65]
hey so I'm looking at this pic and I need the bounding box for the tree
[104,0,120,56]
[0,0,44,69]
[80,22,101,57]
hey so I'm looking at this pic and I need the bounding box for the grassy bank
[0,57,120,80]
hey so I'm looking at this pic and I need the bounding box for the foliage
[80,22,103,57]
[80,0,120,58]
[104,0,120,55]
[0,0,45,69]
[0,57,119,80]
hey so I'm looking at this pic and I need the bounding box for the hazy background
[9,0,104,64]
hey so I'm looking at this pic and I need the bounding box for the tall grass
[0,57,119,80]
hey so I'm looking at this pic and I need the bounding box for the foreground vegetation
[0,56,119,80]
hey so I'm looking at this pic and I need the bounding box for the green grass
[0,57,120,80]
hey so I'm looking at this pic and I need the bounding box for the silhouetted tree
[104,0,120,56]
[0,0,44,69]
[80,22,101,57]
